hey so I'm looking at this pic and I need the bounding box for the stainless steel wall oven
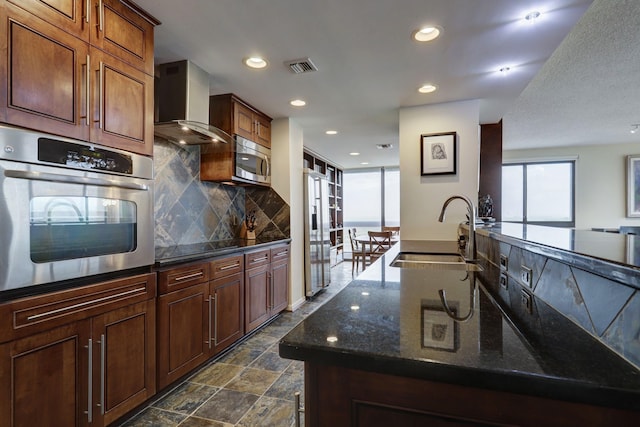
[0,125,154,295]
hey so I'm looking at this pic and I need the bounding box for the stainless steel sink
[390,252,483,271]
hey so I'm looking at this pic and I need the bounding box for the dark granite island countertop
[279,240,640,423]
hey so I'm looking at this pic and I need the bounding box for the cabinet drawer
[0,273,156,343]
[245,249,271,269]
[158,263,210,294]
[271,245,290,262]
[211,255,244,279]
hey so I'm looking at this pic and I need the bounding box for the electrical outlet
[521,266,533,287]
[499,273,508,290]
[521,290,533,314]
[499,254,508,270]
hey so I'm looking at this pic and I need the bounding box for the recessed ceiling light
[418,84,437,93]
[413,26,441,42]
[326,336,338,343]
[290,99,306,107]
[361,291,370,296]
[525,11,541,22]
[244,56,267,69]
[326,130,338,135]
[349,152,360,156]
[360,162,369,165]
[350,305,360,311]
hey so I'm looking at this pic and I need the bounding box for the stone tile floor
[118,260,355,427]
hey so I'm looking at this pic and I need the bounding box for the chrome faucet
[438,195,477,262]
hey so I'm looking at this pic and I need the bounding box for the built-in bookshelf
[304,151,344,266]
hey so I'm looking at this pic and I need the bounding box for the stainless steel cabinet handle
[26,287,146,320]
[207,295,212,349]
[294,392,304,427]
[251,256,268,263]
[269,272,274,310]
[84,0,90,23]
[98,334,105,414]
[5,170,149,191]
[213,294,218,346]
[275,251,288,257]
[85,339,93,423]
[98,0,104,32]
[85,55,90,126]
[174,271,204,282]
[219,262,240,271]
[98,61,104,129]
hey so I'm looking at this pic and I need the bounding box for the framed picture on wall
[627,155,640,217]
[420,132,457,176]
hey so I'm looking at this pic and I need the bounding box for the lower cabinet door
[245,264,270,333]
[271,258,289,314]
[211,272,244,354]
[0,321,91,427]
[91,300,156,426]
[157,283,209,390]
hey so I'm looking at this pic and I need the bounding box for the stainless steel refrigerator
[304,169,331,297]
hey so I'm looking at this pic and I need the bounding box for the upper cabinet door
[90,0,155,75]
[6,0,90,39]
[0,3,90,140]
[91,49,154,156]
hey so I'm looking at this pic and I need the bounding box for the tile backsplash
[153,140,289,248]
[476,233,640,370]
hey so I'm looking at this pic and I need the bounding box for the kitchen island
[279,237,640,426]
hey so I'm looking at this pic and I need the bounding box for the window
[502,161,575,227]
[344,167,399,250]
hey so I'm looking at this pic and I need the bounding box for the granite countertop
[476,223,640,289]
[155,237,291,267]
[279,240,640,411]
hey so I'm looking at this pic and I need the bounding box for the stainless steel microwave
[234,136,270,186]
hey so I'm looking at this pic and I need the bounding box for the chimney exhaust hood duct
[154,60,233,146]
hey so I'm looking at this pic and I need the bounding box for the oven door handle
[4,170,149,191]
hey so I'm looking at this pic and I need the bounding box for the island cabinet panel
[0,0,157,156]
[305,363,640,427]
[0,273,157,427]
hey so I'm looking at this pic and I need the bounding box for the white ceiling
[135,0,597,169]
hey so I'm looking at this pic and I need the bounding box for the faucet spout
[438,195,477,262]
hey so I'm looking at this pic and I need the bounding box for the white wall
[271,118,306,310]
[503,142,640,229]
[399,100,480,240]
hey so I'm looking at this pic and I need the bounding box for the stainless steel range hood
[154,60,233,145]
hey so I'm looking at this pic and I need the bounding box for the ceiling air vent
[285,57,318,74]
[377,144,394,149]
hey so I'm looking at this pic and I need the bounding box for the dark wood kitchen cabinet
[0,0,158,156]
[156,255,245,389]
[0,272,157,427]
[209,93,272,148]
[244,245,289,333]
[304,363,640,427]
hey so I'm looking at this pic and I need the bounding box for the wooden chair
[382,226,400,237]
[367,231,393,265]
[348,229,370,273]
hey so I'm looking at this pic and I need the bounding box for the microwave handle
[4,169,149,191]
